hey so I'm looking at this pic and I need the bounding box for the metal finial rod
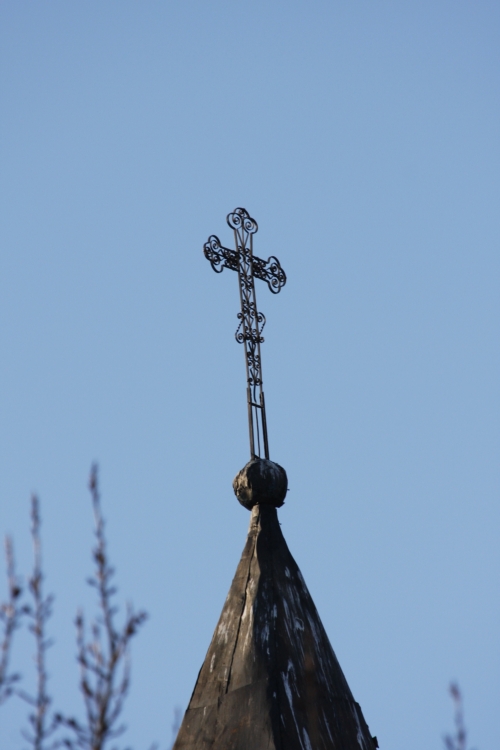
[203,208,286,460]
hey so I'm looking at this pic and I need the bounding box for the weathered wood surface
[173,504,377,750]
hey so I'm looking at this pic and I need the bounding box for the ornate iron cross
[204,208,286,460]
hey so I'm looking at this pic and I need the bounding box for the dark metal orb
[233,458,288,510]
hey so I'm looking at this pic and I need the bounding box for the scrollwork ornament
[266,257,286,293]
[203,235,224,273]
[227,207,258,235]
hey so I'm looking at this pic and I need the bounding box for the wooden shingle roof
[173,499,377,750]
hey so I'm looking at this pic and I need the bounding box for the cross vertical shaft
[203,208,286,460]
[230,209,268,459]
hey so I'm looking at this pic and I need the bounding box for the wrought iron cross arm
[251,255,287,294]
[203,235,286,295]
[203,236,238,274]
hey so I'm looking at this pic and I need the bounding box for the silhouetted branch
[444,682,472,750]
[19,495,57,750]
[57,465,147,750]
[0,535,23,705]
[169,708,182,750]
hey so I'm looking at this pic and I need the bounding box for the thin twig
[19,495,57,750]
[444,682,470,750]
[0,535,23,705]
[169,707,182,750]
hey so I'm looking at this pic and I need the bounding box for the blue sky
[1,2,499,748]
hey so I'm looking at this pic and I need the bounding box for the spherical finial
[233,458,288,510]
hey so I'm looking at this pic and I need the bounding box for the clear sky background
[0,2,498,749]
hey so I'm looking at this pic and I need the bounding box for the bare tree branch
[444,682,474,750]
[169,708,182,750]
[57,464,147,750]
[19,495,57,750]
[0,535,24,705]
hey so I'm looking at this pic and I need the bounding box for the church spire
[173,481,377,750]
[173,210,378,749]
